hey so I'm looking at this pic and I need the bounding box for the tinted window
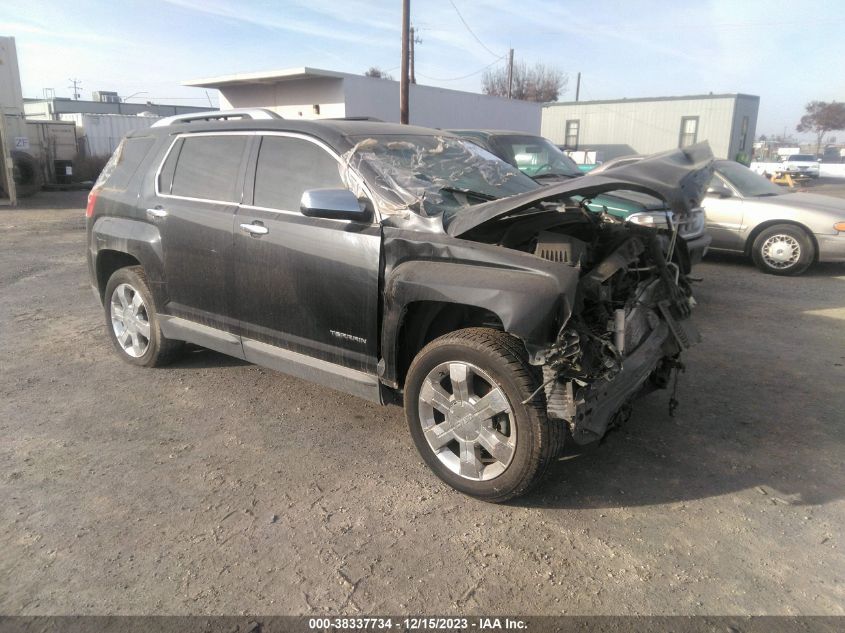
[157,138,183,194]
[253,136,344,210]
[787,154,815,161]
[100,137,155,190]
[171,135,248,202]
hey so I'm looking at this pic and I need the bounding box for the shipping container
[59,112,162,158]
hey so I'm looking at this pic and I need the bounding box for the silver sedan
[704,160,845,275]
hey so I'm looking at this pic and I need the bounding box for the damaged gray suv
[86,109,712,502]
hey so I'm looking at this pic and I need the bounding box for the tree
[482,61,566,102]
[365,67,393,80]
[796,101,845,155]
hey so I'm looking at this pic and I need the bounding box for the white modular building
[541,94,760,161]
[184,67,542,133]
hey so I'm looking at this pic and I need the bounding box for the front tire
[404,328,561,503]
[103,266,182,367]
[751,224,814,275]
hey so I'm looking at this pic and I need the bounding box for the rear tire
[751,224,814,276]
[103,266,182,367]
[404,328,561,503]
[11,151,43,198]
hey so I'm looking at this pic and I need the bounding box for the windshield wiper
[439,186,497,201]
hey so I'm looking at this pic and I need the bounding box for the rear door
[233,133,381,377]
[153,132,251,331]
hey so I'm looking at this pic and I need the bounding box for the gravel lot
[1,186,843,616]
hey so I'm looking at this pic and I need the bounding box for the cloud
[161,0,394,48]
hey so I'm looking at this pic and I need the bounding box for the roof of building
[184,67,354,88]
[544,93,760,107]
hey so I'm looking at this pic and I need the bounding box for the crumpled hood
[445,142,714,237]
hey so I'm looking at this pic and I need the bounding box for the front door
[233,134,381,382]
[704,174,745,251]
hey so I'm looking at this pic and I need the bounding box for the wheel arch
[745,220,819,261]
[379,259,573,390]
[394,301,506,389]
[89,216,166,302]
[95,250,142,301]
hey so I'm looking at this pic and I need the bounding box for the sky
[2,0,844,140]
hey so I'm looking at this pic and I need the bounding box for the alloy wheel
[417,361,516,481]
[110,283,151,358]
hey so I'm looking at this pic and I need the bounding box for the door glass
[171,135,248,202]
[253,136,345,211]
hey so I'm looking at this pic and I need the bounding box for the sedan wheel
[751,224,813,276]
[761,234,801,270]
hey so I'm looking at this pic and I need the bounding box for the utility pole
[575,72,581,102]
[506,48,514,99]
[68,78,82,100]
[400,0,410,123]
[410,26,422,84]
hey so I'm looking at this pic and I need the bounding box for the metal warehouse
[541,93,759,161]
[184,67,542,133]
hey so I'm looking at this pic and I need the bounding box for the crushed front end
[444,142,715,445]
[532,219,701,444]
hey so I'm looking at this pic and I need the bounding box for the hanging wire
[447,0,503,59]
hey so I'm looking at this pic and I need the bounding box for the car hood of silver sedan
[744,192,845,216]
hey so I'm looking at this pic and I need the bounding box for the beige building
[541,93,759,161]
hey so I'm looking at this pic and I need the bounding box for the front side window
[253,136,344,211]
[170,135,249,202]
[679,116,699,148]
[564,120,580,149]
[716,161,782,197]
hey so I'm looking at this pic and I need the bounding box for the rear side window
[157,138,183,195]
[97,137,155,190]
[253,136,344,211]
[170,135,248,202]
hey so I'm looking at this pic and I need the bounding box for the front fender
[380,233,579,386]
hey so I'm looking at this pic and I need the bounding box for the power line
[447,0,502,59]
[417,56,504,82]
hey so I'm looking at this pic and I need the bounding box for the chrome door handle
[146,207,168,220]
[240,222,269,236]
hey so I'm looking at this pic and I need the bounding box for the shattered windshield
[488,135,582,179]
[341,134,539,217]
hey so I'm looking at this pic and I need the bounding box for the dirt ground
[1,186,843,616]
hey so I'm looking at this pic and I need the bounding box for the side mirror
[300,188,370,221]
[706,183,732,198]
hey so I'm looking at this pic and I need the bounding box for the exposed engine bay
[499,200,701,444]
